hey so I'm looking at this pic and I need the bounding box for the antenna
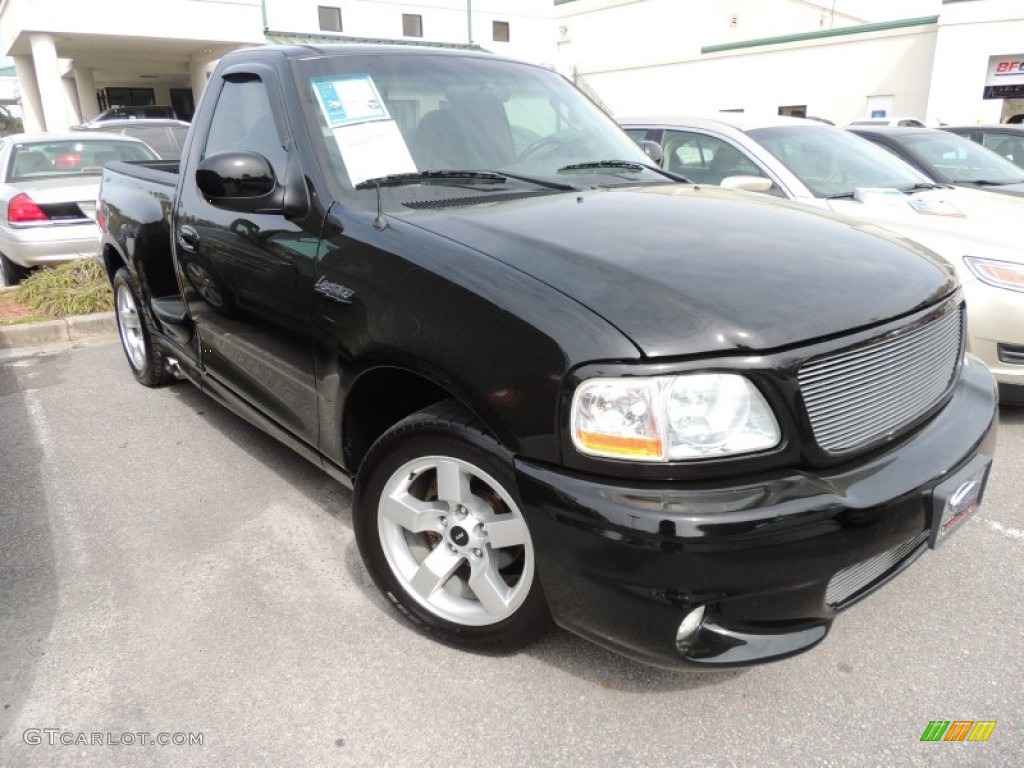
[373,182,388,230]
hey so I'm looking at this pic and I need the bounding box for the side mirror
[640,140,664,166]
[720,175,773,193]
[196,151,310,218]
[196,151,278,211]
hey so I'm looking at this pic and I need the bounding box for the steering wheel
[823,170,848,186]
[517,129,588,162]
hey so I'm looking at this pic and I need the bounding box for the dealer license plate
[929,456,991,549]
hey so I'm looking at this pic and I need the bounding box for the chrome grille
[799,305,963,455]
[826,530,928,606]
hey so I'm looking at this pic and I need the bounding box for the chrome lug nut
[473,548,483,558]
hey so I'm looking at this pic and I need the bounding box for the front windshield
[747,125,926,198]
[894,132,1024,184]
[294,51,653,197]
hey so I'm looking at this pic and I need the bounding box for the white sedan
[622,114,1024,404]
[0,133,157,285]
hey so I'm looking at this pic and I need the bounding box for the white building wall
[264,0,554,63]
[554,0,865,75]
[926,0,1024,124]
[588,25,937,125]
[0,0,265,55]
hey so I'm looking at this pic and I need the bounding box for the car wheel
[112,267,172,387]
[0,251,31,286]
[354,400,552,651]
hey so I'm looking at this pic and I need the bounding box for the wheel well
[102,244,124,285]
[343,368,455,472]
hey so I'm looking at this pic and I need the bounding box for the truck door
[174,69,321,447]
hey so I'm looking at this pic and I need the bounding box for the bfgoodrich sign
[984,54,1024,99]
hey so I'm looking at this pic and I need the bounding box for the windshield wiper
[558,159,692,183]
[356,169,578,192]
[824,192,856,199]
[900,182,946,194]
[954,178,1022,186]
[355,171,506,190]
[494,170,578,191]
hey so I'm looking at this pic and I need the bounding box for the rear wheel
[354,401,551,651]
[113,267,172,387]
[0,251,30,287]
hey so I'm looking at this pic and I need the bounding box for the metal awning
[264,30,486,52]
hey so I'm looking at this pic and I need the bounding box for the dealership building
[555,0,1024,125]
[1,0,1022,132]
[0,0,553,132]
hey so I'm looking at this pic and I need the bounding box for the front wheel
[112,267,172,387]
[354,401,552,652]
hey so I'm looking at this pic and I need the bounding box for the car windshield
[294,52,654,199]
[6,139,157,182]
[896,132,1024,184]
[747,125,926,198]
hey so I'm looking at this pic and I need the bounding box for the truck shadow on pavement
[165,379,747,692]
[0,356,60,744]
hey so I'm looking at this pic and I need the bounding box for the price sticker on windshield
[312,74,390,128]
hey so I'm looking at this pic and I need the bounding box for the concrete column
[12,55,44,133]
[30,33,69,132]
[74,66,101,121]
[62,76,82,125]
[190,58,211,113]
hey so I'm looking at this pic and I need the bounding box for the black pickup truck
[97,44,998,669]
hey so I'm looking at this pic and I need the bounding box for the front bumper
[962,278,1024,403]
[0,221,101,268]
[515,356,998,668]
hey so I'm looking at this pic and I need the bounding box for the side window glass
[662,130,768,186]
[983,133,1022,165]
[623,128,649,143]
[204,77,288,180]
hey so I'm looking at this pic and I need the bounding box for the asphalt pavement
[1,340,1021,767]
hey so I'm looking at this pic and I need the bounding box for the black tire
[0,251,31,287]
[354,400,552,652]
[112,267,173,387]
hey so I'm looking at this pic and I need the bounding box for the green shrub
[14,259,113,318]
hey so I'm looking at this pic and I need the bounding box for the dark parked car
[91,105,178,121]
[942,124,1024,170]
[97,45,997,669]
[73,119,190,160]
[849,125,1024,197]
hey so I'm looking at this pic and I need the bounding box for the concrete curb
[0,312,117,349]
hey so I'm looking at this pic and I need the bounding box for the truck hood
[396,184,956,358]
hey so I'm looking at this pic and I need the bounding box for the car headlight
[964,256,1024,293]
[571,373,781,461]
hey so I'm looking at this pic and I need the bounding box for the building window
[778,105,807,118]
[318,6,342,32]
[493,21,510,42]
[99,87,156,111]
[402,14,423,38]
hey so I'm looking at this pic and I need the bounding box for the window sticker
[332,120,417,187]
[311,74,417,186]
[313,74,391,128]
[907,198,964,217]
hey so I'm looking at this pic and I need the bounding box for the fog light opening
[675,605,706,654]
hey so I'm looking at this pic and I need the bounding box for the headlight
[964,256,1024,293]
[571,373,781,461]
